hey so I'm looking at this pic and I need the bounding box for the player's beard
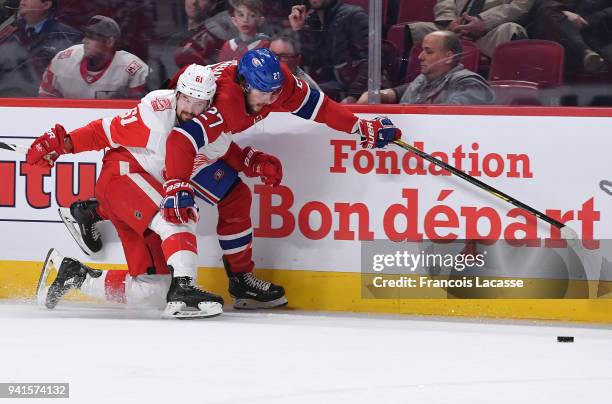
[248,104,263,114]
[178,111,196,123]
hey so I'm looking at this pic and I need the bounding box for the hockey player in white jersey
[29,64,224,319]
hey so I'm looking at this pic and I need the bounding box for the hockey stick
[0,140,58,165]
[393,139,566,230]
[393,139,610,297]
[0,141,29,154]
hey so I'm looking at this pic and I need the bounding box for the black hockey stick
[393,139,566,230]
[0,141,56,165]
[393,139,609,295]
[0,141,29,154]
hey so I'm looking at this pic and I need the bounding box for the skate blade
[162,301,223,319]
[36,248,65,306]
[58,207,96,256]
[232,296,288,310]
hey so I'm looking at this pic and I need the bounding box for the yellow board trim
[2,260,612,323]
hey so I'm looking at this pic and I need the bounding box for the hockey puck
[557,336,574,343]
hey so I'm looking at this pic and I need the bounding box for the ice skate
[163,276,224,319]
[58,199,103,256]
[37,248,102,309]
[224,259,287,309]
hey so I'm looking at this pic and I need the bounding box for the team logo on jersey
[126,61,143,76]
[214,169,224,181]
[151,98,172,112]
[57,49,73,59]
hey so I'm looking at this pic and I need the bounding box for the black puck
[557,336,574,343]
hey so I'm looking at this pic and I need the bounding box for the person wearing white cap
[39,15,150,99]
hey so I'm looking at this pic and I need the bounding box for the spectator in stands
[527,0,612,73]
[58,0,154,64]
[218,0,270,62]
[260,0,303,36]
[0,0,81,96]
[150,0,235,88]
[356,31,495,105]
[39,15,149,99]
[268,32,321,91]
[288,0,369,103]
[407,0,534,58]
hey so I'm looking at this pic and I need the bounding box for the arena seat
[490,81,541,105]
[489,40,564,88]
[396,0,436,23]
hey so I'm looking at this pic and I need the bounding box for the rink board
[1,99,612,322]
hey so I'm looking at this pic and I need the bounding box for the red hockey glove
[161,179,199,225]
[26,124,70,167]
[358,116,402,149]
[242,147,283,187]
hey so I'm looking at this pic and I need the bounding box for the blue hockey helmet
[238,48,284,93]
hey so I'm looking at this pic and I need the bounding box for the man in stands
[527,0,612,73]
[288,0,369,103]
[0,0,81,96]
[269,32,321,91]
[407,0,534,58]
[356,31,495,105]
[151,0,236,88]
[39,15,149,99]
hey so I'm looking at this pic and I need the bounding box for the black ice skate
[224,259,288,309]
[58,199,104,256]
[163,276,224,319]
[36,248,102,309]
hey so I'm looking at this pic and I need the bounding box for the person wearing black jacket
[528,0,612,72]
[0,0,81,96]
[288,0,368,103]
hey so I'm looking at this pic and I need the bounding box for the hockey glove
[242,147,283,187]
[161,179,199,225]
[26,124,70,167]
[358,116,402,149]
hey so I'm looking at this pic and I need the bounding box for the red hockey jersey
[165,60,359,181]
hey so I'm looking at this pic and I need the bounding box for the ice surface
[0,300,611,404]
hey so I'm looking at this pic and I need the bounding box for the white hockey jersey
[71,89,177,182]
[39,44,149,99]
[70,89,232,183]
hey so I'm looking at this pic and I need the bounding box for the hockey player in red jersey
[163,49,402,308]
[27,64,226,319]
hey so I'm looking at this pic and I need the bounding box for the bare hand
[355,90,397,104]
[341,95,357,104]
[562,10,589,29]
[448,17,465,33]
[289,5,307,31]
[455,14,487,40]
[356,91,369,104]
